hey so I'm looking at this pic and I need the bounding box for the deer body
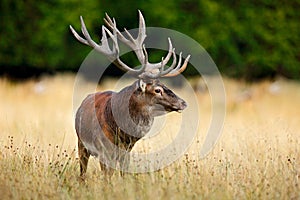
[70,11,190,177]
[75,79,186,176]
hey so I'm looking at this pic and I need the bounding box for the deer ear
[138,79,147,93]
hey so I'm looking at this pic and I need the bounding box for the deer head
[134,79,187,116]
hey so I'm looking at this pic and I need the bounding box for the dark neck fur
[104,82,154,149]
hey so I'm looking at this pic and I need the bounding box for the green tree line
[0,0,299,80]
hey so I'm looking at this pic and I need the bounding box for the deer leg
[100,162,114,177]
[119,154,130,176]
[78,139,90,178]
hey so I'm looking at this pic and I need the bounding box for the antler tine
[137,10,147,44]
[70,15,146,75]
[143,37,179,79]
[103,13,114,29]
[161,38,175,66]
[69,25,89,46]
[107,20,147,73]
[102,25,143,73]
[104,11,147,66]
[69,16,98,47]
[145,38,174,72]
[104,14,130,47]
[159,49,177,76]
[69,16,111,56]
[80,16,98,48]
[108,14,147,74]
[146,49,177,79]
[104,13,127,43]
[163,54,191,77]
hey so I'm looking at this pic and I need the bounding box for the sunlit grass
[0,74,299,199]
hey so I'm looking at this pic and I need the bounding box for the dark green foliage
[0,0,299,80]
[0,0,102,75]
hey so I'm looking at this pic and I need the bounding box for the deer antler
[70,16,146,75]
[70,10,190,78]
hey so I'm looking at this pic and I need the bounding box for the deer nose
[179,99,187,110]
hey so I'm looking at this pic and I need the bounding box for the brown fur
[75,79,186,177]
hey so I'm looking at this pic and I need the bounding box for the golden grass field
[0,74,299,199]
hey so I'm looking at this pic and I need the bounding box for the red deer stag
[70,11,190,177]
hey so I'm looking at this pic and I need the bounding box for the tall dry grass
[0,74,299,199]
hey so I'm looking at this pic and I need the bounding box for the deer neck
[106,84,154,142]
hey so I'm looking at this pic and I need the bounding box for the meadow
[0,74,299,199]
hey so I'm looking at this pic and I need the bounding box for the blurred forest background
[0,0,299,81]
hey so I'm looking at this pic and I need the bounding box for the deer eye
[154,88,162,94]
